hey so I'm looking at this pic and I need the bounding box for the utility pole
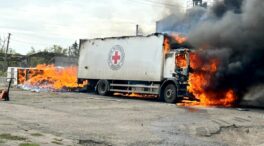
[4,33,11,70]
[136,24,139,36]
[6,33,11,54]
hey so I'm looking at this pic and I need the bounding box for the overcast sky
[0,0,186,55]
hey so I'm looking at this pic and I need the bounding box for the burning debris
[17,64,87,92]
[159,0,264,106]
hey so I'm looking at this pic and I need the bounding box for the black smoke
[156,7,206,34]
[188,0,264,103]
[158,0,264,104]
[212,0,243,17]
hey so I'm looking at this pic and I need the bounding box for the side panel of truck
[78,34,165,82]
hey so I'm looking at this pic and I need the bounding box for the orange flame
[114,92,157,99]
[171,34,187,44]
[182,53,237,107]
[176,53,187,68]
[163,37,170,55]
[22,64,87,90]
[18,69,27,84]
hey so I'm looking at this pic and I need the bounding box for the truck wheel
[162,84,177,103]
[97,80,110,96]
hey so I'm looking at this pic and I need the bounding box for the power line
[12,39,54,46]
[128,0,170,8]
[143,0,179,7]
[128,0,179,8]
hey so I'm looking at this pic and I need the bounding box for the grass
[30,133,43,137]
[52,138,63,145]
[0,139,5,143]
[0,133,27,141]
[19,143,40,146]
[53,138,63,141]
[51,141,63,145]
[0,71,7,77]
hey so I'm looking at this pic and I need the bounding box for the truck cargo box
[78,34,165,82]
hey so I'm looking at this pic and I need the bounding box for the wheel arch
[95,79,110,95]
[159,79,178,95]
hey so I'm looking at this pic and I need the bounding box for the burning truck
[77,33,191,103]
[7,33,236,106]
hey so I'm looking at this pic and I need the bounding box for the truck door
[175,50,190,82]
[163,53,176,78]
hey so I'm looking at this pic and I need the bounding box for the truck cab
[161,48,190,103]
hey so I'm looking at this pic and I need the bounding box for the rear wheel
[97,80,110,96]
[161,84,177,103]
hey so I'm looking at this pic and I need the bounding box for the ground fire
[18,64,87,91]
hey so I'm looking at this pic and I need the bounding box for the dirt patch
[209,125,264,145]
[0,90,263,146]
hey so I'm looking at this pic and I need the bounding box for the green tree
[27,47,36,55]
[8,48,16,54]
[0,37,6,53]
[49,45,67,55]
[68,41,79,57]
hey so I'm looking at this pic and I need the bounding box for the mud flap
[1,78,13,101]
[0,90,9,101]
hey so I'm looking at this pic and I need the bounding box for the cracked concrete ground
[0,89,263,146]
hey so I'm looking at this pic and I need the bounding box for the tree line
[0,40,80,76]
[27,41,79,57]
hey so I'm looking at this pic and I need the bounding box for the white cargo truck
[78,33,190,103]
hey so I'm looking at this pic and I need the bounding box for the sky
[0,0,187,55]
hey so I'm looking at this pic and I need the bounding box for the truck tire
[97,80,110,96]
[161,84,177,103]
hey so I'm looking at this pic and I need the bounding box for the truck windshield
[176,53,187,68]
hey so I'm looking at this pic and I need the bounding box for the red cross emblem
[112,51,121,64]
[108,45,125,70]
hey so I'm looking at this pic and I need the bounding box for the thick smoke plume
[157,7,206,34]
[158,0,264,103]
[189,0,264,102]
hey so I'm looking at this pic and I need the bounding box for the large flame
[180,53,237,107]
[19,64,87,91]
[162,35,236,107]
